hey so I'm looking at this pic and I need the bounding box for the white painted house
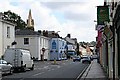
[15,29,50,61]
[40,35,50,60]
[0,15,15,57]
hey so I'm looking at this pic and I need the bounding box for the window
[24,38,29,45]
[7,46,10,49]
[62,42,64,46]
[52,40,56,49]
[7,26,10,38]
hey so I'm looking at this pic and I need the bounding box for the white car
[0,60,13,75]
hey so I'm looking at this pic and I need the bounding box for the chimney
[67,34,71,38]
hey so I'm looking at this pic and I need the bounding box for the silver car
[0,60,13,75]
[81,56,91,64]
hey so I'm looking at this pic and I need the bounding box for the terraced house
[0,13,15,58]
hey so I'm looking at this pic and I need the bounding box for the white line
[51,69,54,70]
[76,65,89,80]
[33,72,44,76]
[57,66,61,68]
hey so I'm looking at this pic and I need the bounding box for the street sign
[97,6,109,25]
[104,26,113,39]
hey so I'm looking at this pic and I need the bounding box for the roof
[15,29,40,36]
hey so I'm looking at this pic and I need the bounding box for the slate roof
[15,29,40,36]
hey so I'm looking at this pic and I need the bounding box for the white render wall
[15,36,41,60]
[0,19,15,57]
[15,35,50,60]
[40,36,50,60]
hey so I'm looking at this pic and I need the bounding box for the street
[2,59,89,80]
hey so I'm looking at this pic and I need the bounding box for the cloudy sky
[0,0,103,42]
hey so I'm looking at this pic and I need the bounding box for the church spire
[27,9,34,31]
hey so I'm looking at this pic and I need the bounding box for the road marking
[48,69,51,71]
[57,66,61,68]
[44,66,49,68]
[75,65,89,80]
[33,72,44,76]
[51,69,54,70]
[37,68,43,70]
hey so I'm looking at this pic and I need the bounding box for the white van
[4,48,34,72]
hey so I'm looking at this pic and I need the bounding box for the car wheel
[30,64,34,70]
[21,65,26,72]
[9,68,13,74]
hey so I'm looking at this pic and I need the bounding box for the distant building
[49,37,67,60]
[79,44,93,56]
[64,34,77,58]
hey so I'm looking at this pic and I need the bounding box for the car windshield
[82,57,89,59]
[74,56,79,58]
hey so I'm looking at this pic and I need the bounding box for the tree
[2,10,26,30]
[90,41,96,46]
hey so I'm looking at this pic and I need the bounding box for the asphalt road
[2,60,89,80]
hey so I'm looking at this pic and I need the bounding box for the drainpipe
[112,15,115,80]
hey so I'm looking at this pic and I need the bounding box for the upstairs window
[7,26,10,38]
[24,38,29,45]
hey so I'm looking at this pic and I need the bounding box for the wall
[50,38,66,60]
[15,35,40,60]
[0,20,15,57]
[40,36,50,60]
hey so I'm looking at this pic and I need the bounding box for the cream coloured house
[15,29,50,60]
[0,15,15,57]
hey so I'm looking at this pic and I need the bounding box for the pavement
[80,59,108,80]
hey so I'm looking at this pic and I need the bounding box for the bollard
[54,58,56,64]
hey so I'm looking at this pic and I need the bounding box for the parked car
[92,55,98,59]
[0,60,13,74]
[73,56,81,62]
[81,56,91,64]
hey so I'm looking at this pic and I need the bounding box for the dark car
[81,56,91,64]
[73,56,81,62]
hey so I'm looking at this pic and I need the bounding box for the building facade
[15,29,50,61]
[0,16,15,57]
[96,0,120,79]
[49,38,67,60]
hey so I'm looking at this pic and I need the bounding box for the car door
[2,60,9,72]
[0,60,6,72]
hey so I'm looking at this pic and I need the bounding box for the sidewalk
[80,59,108,80]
